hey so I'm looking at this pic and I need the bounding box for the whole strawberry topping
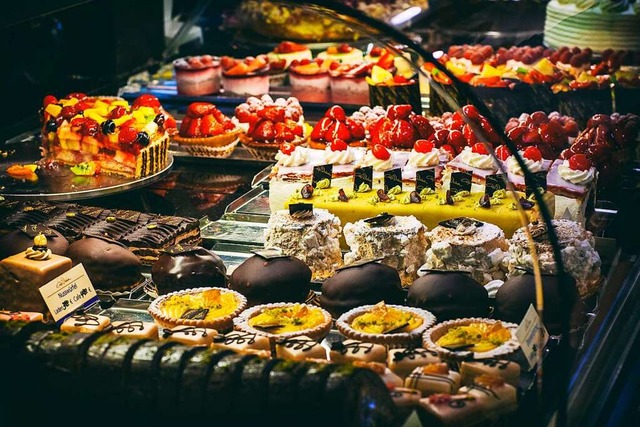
[280,143,296,155]
[372,144,391,161]
[471,142,489,155]
[495,145,511,161]
[387,105,413,120]
[326,105,346,121]
[329,139,348,151]
[118,126,139,144]
[109,106,127,119]
[43,95,58,108]
[414,139,435,154]
[133,94,161,109]
[523,146,542,162]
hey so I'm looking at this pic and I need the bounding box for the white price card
[39,264,98,322]
[516,304,549,370]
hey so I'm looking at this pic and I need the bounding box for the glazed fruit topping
[327,105,347,121]
[414,139,435,154]
[45,119,58,132]
[523,146,542,162]
[118,126,139,144]
[568,153,592,171]
[280,143,296,155]
[132,94,161,109]
[329,139,348,151]
[370,105,436,150]
[471,142,489,155]
[109,106,127,119]
[505,111,578,160]
[180,102,234,138]
[60,106,78,120]
[43,95,58,108]
[327,43,353,54]
[275,41,308,54]
[372,144,391,160]
[137,131,150,146]
[223,55,269,76]
[187,102,216,118]
[101,120,116,135]
[495,144,512,161]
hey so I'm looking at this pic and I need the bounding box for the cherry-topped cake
[234,95,308,160]
[309,105,366,149]
[369,105,435,150]
[505,111,579,160]
[40,93,174,178]
[173,102,241,158]
[267,41,312,68]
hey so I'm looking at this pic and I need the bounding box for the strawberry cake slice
[41,93,174,178]
[500,145,553,192]
[173,102,241,158]
[234,95,308,160]
[309,105,366,149]
[547,153,597,221]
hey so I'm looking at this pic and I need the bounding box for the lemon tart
[234,302,332,340]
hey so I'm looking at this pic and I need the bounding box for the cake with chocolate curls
[82,209,153,241]
[45,204,109,240]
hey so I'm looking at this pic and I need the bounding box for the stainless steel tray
[200,219,267,246]
[222,186,271,222]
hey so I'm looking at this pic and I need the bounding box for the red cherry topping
[109,106,127,119]
[462,105,480,120]
[43,95,58,108]
[60,106,77,120]
[495,145,511,161]
[372,144,391,161]
[330,139,348,151]
[568,153,592,171]
[387,105,412,120]
[414,139,435,154]
[471,142,489,155]
[133,94,161,109]
[280,143,296,155]
[523,146,542,162]
[118,126,139,144]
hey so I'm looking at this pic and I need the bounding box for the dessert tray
[0,132,173,201]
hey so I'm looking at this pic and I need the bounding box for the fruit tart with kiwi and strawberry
[173,102,241,158]
[289,58,336,104]
[40,93,174,179]
[220,55,270,96]
[267,40,312,68]
[309,105,366,149]
[368,65,422,114]
[233,95,309,160]
[317,43,364,65]
[368,104,436,151]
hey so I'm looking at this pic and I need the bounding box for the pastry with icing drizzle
[275,335,327,361]
[60,313,111,333]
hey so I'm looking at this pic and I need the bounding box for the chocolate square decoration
[19,224,57,238]
[525,171,547,197]
[312,164,333,188]
[251,248,290,260]
[114,209,141,222]
[79,207,105,219]
[450,171,472,194]
[288,203,313,216]
[384,168,403,193]
[416,169,436,193]
[156,216,186,227]
[485,173,507,197]
[354,166,373,192]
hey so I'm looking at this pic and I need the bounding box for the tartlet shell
[239,134,307,161]
[173,128,241,147]
[422,317,520,360]
[148,287,247,333]
[234,302,332,341]
[335,304,436,348]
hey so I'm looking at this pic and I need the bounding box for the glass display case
[1,1,639,426]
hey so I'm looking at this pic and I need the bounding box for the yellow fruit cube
[45,104,62,117]
[533,58,555,76]
[113,114,132,126]
[480,64,502,78]
[59,98,79,107]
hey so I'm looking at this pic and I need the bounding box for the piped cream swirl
[275,147,309,167]
[324,146,355,165]
[25,247,51,261]
[558,160,596,184]
[359,150,393,171]
[408,148,440,168]
[459,147,495,169]
[506,153,543,175]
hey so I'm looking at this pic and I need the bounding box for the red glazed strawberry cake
[369,105,436,150]
[40,93,174,178]
[309,105,366,149]
[289,58,335,103]
[234,95,308,160]
[173,102,241,158]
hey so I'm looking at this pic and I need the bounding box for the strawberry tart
[173,55,221,96]
[221,55,270,96]
[234,95,308,160]
[309,105,366,149]
[173,102,241,158]
[40,93,174,178]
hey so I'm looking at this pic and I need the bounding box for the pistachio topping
[316,178,330,189]
[357,183,371,193]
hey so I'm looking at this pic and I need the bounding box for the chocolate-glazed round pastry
[64,235,142,290]
[320,261,404,319]
[229,254,311,307]
[151,245,227,295]
[0,228,68,260]
[407,271,489,321]
[494,273,583,335]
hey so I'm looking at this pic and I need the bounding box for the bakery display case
[1,1,639,426]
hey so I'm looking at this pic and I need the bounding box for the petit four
[212,331,271,354]
[229,253,311,307]
[459,360,521,388]
[407,271,490,322]
[329,339,387,364]
[458,375,518,418]
[264,208,343,280]
[275,335,328,361]
[109,321,159,340]
[60,313,111,333]
[0,311,44,323]
[387,347,441,379]
[390,387,422,409]
[320,261,404,319]
[148,287,247,332]
[266,41,312,68]
[161,326,217,346]
[173,55,221,96]
[418,392,483,427]
[235,303,332,341]
[353,360,404,389]
[405,363,462,397]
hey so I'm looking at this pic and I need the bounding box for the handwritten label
[515,304,549,369]
[312,164,333,188]
[485,173,507,197]
[450,171,472,194]
[353,166,373,192]
[416,169,435,193]
[39,264,98,323]
[525,171,547,197]
[384,168,403,193]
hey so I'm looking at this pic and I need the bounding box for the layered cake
[457,375,518,418]
[264,208,343,280]
[329,339,387,364]
[343,214,428,287]
[40,93,171,178]
[387,347,441,380]
[173,55,221,96]
[289,58,334,103]
[172,102,241,158]
[275,335,328,361]
[546,154,597,221]
[459,360,521,388]
[60,313,111,333]
[422,217,509,284]
[330,62,371,105]
[0,234,72,313]
[80,209,152,241]
[229,253,311,307]
[544,0,640,53]
[220,55,270,96]
[506,219,602,297]
[44,205,109,240]
[317,43,364,64]
[404,363,462,397]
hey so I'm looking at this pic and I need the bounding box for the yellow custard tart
[336,302,436,348]
[234,303,332,340]
[423,318,520,360]
[148,287,247,332]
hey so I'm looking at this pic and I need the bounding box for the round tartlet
[335,303,436,348]
[239,133,307,161]
[148,287,247,332]
[173,128,242,158]
[422,318,520,360]
[233,302,332,341]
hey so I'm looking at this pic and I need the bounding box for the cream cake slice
[162,326,217,346]
[329,339,387,364]
[405,363,462,397]
[61,313,111,333]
